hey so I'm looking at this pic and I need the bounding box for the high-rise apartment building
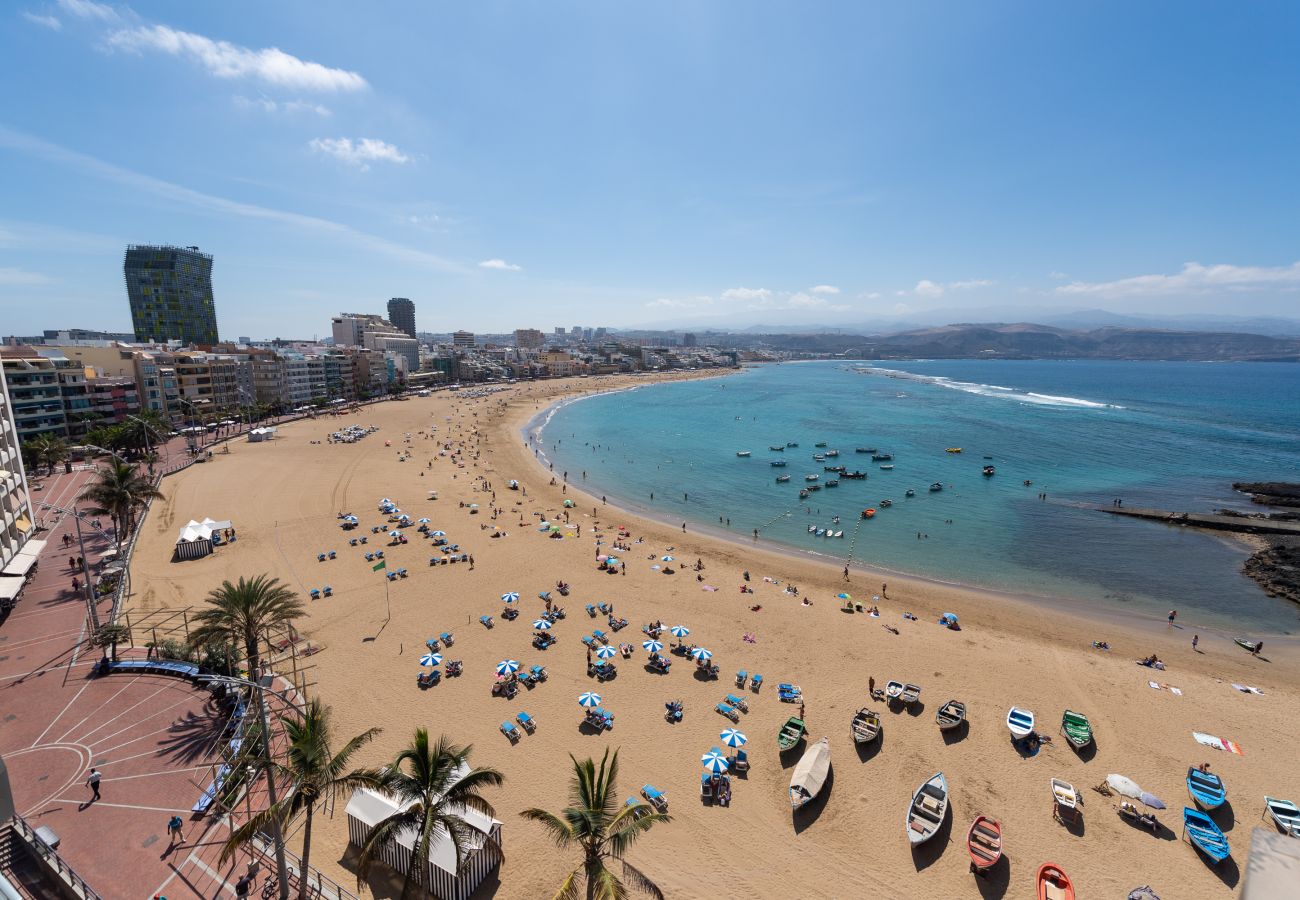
[452,331,476,348]
[124,245,219,345]
[0,362,36,575]
[0,347,68,443]
[387,298,417,338]
[514,329,545,349]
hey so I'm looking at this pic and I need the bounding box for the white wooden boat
[789,737,831,809]
[1051,778,1079,823]
[885,680,904,701]
[906,772,949,845]
[1264,796,1300,836]
[850,708,881,744]
[1007,706,1035,739]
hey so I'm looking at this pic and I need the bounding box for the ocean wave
[854,366,1124,410]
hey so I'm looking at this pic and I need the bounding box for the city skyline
[2,2,1299,337]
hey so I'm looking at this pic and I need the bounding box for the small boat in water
[825,449,839,457]
[1036,863,1075,900]
[946,447,963,453]
[929,482,943,492]
[967,816,1002,873]
[906,772,949,845]
[813,454,825,461]
[787,441,799,447]
[799,489,809,499]
[841,470,867,479]
[1187,766,1226,810]
[879,499,892,507]
[789,737,831,809]
[856,447,877,454]
[824,465,845,472]
[851,708,881,743]
[862,508,876,519]
[936,700,966,731]
[770,459,788,467]
[982,465,995,477]
[872,453,893,461]
[805,474,819,481]
[736,451,751,457]
[879,464,894,470]
[814,442,827,448]
[769,445,785,451]
[905,489,916,497]
[776,475,791,483]
[825,479,840,488]
[1183,807,1231,863]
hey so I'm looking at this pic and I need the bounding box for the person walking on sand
[86,768,101,802]
[881,582,888,599]
[167,815,184,846]
[843,565,850,582]
[1254,640,1262,656]
[1192,634,1199,652]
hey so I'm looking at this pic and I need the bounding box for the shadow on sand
[911,806,953,871]
[792,764,833,835]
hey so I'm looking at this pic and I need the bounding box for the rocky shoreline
[1234,482,1300,605]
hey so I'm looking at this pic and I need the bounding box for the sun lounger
[736,670,748,688]
[309,588,321,599]
[517,712,536,733]
[716,703,740,722]
[750,674,763,691]
[725,694,749,713]
[592,630,608,644]
[581,635,596,648]
[322,586,332,596]
[417,670,441,688]
[700,773,714,803]
[730,749,750,772]
[500,721,520,742]
[479,615,494,628]
[440,632,454,646]
[586,604,597,617]
[317,553,327,562]
[641,784,668,811]
[445,660,462,676]
[529,665,547,681]
[328,551,336,559]
[598,602,611,614]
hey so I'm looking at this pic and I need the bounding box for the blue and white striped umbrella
[532,619,553,630]
[595,645,617,659]
[431,530,447,537]
[701,750,729,773]
[419,653,442,667]
[691,647,713,661]
[642,639,664,652]
[720,728,747,748]
[417,517,431,524]
[379,498,392,504]
[389,530,403,537]
[501,592,520,603]
[661,555,675,561]
[670,625,690,638]
[578,691,602,708]
[495,659,521,676]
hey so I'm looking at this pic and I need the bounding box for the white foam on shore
[853,366,1124,409]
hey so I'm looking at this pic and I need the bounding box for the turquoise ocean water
[532,361,1300,633]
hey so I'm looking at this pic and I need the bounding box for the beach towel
[1193,731,1244,755]
[1148,681,1182,695]
[701,585,717,591]
[1231,683,1264,695]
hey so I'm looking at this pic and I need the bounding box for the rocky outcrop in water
[1234,482,1300,509]
[1243,540,1300,605]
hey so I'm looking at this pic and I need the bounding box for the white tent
[346,774,501,900]
[175,518,233,560]
[2,539,47,577]
[247,427,278,443]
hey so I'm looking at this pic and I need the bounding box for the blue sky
[2,0,1299,337]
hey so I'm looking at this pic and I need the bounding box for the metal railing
[7,814,104,900]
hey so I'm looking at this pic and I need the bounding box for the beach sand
[126,374,1300,899]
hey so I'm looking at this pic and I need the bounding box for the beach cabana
[175,518,233,560]
[346,781,502,900]
[247,426,278,442]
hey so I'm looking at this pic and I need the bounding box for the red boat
[1036,862,1074,900]
[966,816,1002,873]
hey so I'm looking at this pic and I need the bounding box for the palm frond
[619,859,666,900]
[519,808,576,849]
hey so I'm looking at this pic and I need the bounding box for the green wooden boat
[778,716,807,751]
[1060,709,1093,750]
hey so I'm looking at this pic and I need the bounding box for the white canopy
[176,518,233,545]
[2,539,48,577]
[0,577,24,601]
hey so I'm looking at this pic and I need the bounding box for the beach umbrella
[720,728,747,748]
[606,557,619,565]
[539,522,551,531]
[642,639,664,653]
[1139,791,1166,810]
[1106,774,1143,799]
[417,517,431,524]
[596,555,609,562]
[701,749,729,773]
[661,555,675,561]
[691,647,713,661]
[389,530,403,538]
[392,509,402,515]
[419,653,442,667]
[431,530,446,537]
[532,619,553,630]
[564,499,575,508]
[344,515,358,522]
[380,498,392,504]
[501,591,520,603]
[578,691,602,708]
[495,659,521,676]
[469,504,479,509]
[595,645,617,659]
[837,592,852,600]
[670,625,690,638]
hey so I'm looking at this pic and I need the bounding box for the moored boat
[798,489,809,499]
[807,484,821,492]
[946,447,963,453]
[777,716,807,751]
[776,475,791,483]
[1036,863,1075,899]
[983,465,995,476]
[771,459,788,467]
[825,449,839,457]
[842,470,867,479]
[789,737,831,809]
[967,816,1002,873]
[879,464,894,470]
[787,441,799,447]
[879,499,892,507]
[1060,710,1093,750]
[851,708,881,743]
[856,447,877,453]
[815,442,827,448]
[826,480,839,488]
[905,489,916,497]
[936,700,966,731]
[1187,766,1226,810]
[862,508,876,518]
[770,445,785,451]
[929,482,943,492]
[872,453,893,461]
[906,772,949,845]
[1183,807,1231,863]
[736,451,751,457]
[813,454,825,461]
[805,474,819,481]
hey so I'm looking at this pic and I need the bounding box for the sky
[2,0,1299,338]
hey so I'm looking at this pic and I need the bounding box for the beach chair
[445,660,463,677]
[376,550,385,558]
[665,700,683,722]
[317,553,327,562]
[517,712,536,733]
[736,670,748,688]
[398,568,408,578]
[716,703,740,723]
[417,670,441,688]
[328,550,336,559]
[586,604,597,617]
[592,630,608,644]
[322,586,332,597]
[581,635,596,649]
[349,538,358,546]
[364,552,375,561]
[480,615,494,628]
[649,655,671,673]
[641,784,668,812]
[502,607,519,620]
[725,694,749,713]
[387,571,398,581]
[309,588,321,600]
[500,721,520,743]
[700,773,714,803]
[598,602,611,614]
[730,749,750,773]
[440,632,454,646]
[750,674,763,692]
[359,536,367,544]
[529,665,547,682]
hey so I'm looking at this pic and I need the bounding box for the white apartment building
[0,363,35,577]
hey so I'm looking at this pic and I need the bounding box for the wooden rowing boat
[1187,766,1226,810]
[1183,806,1231,863]
[906,772,948,845]
[789,737,831,809]
[1036,862,1075,900]
[899,683,921,705]
[777,716,806,751]
[936,699,966,731]
[1051,778,1078,823]
[850,708,881,744]
[1264,796,1300,836]
[1060,709,1093,749]
[966,816,1002,873]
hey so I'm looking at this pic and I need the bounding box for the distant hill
[750,323,1300,361]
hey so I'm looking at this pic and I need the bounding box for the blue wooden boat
[1186,767,1226,810]
[1183,807,1230,863]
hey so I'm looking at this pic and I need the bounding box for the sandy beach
[126,374,1300,899]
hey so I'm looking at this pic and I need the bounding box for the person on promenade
[167,815,184,846]
[85,768,101,802]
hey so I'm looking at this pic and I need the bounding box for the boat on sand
[1036,862,1075,899]
[1007,706,1035,739]
[850,708,881,743]
[777,716,806,751]
[966,816,1002,873]
[789,737,831,809]
[1183,807,1231,863]
[1264,796,1300,836]
[906,772,948,845]
[1051,778,1079,823]
[898,683,921,705]
[1187,766,1226,810]
[936,700,966,731]
[1060,710,1093,749]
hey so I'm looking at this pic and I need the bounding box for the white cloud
[0,125,464,272]
[809,284,840,295]
[479,258,521,271]
[908,278,994,297]
[1056,262,1300,297]
[234,96,331,116]
[0,267,53,285]
[720,287,772,302]
[647,296,712,309]
[107,24,367,92]
[1048,271,1069,280]
[950,278,993,290]
[865,291,882,299]
[56,0,116,21]
[913,279,945,298]
[309,137,408,169]
[23,11,63,29]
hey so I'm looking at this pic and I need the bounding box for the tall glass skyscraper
[124,244,219,345]
[387,297,416,338]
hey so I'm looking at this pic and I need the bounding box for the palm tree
[91,623,131,661]
[520,749,671,900]
[357,730,504,900]
[23,433,70,475]
[222,699,383,900]
[77,460,163,544]
[186,575,305,680]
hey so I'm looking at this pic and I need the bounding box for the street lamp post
[124,414,166,475]
[38,501,114,632]
[197,672,296,899]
